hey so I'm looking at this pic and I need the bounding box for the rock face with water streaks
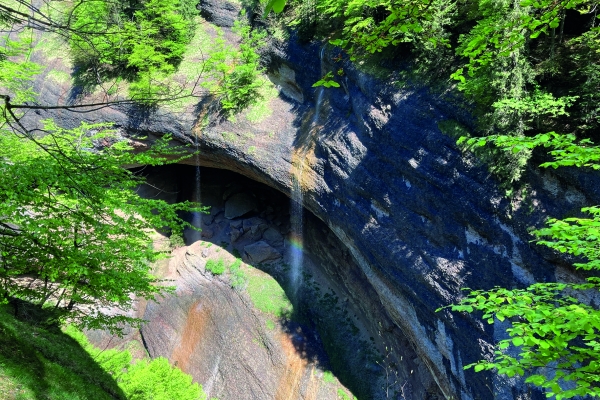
[28,0,600,398]
[141,244,336,400]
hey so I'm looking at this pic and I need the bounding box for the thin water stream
[289,59,326,300]
[190,133,202,243]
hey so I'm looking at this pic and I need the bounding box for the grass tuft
[205,258,225,275]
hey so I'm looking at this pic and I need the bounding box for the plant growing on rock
[201,13,266,115]
[205,258,226,275]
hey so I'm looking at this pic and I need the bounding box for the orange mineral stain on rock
[291,142,317,193]
[170,301,209,373]
[274,331,321,400]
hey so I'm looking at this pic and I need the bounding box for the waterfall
[190,133,202,243]
[289,46,327,300]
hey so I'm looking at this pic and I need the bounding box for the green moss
[246,271,293,318]
[221,132,236,142]
[322,370,336,384]
[265,319,276,330]
[229,258,247,289]
[337,388,357,400]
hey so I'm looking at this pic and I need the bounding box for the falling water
[190,133,202,243]
[289,172,304,300]
[289,49,327,299]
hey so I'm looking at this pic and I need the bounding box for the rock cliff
[26,1,600,398]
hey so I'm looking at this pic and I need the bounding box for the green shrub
[205,258,225,275]
[65,325,205,400]
[119,357,204,400]
[201,14,266,115]
[229,258,247,289]
[69,0,197,101]
[169,233,186,249]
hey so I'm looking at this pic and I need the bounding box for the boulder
[243,241,281,264]
[202,213,215,225]
[238,217,268,241]
[224,193,257,219]
[230,228,243,243]
[262,227,284,247]
[139,247,345,400]
[198,0,240,28]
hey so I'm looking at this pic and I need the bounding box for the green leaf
[264,0,286,15]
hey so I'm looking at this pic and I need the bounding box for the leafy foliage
[0,120,203,333]
[117,357,205,400]
[69,0,197,101]
[264,0,288,15]
[0,35,204,333]
[65,325,206,400]
[463,132,600,170]
[449,282,600,399]
[313,71,341,88]
[445,132,600,398]
[202,15,266,115]
[324,0,454,55]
